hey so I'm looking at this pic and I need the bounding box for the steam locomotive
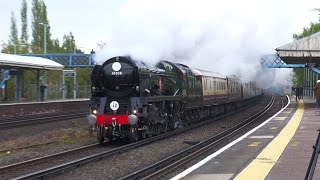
[87,56,262,143]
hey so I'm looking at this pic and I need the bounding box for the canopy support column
[36,69,40,102]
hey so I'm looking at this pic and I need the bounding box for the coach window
[232,82,234,93]
[233,82,235,92]
[205,79,207,90]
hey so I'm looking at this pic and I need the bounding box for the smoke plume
[94,0,304,89]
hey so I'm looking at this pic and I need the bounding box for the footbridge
[20,53,95,68]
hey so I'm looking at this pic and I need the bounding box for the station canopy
[276,32,320,64]
[0,53,64,70]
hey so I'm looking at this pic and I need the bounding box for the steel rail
[0,143,100,180]
[3,96,266,179]
[120,97,276,180]
[0,111,87,129]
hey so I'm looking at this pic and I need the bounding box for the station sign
[63,70,75,77]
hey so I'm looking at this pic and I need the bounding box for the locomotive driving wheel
[162,120,169,133]
[129,126,139,142]
[97,126,105,144]
[140,130,147,140]
[155,124,162,135]
[139,125,149,140]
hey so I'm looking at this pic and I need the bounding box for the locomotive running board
[146,95,182,102]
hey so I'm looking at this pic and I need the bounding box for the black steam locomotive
[87,56,262,143]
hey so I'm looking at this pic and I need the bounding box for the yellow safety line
[234,101,304,180]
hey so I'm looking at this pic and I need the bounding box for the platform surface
[172,96,320,180]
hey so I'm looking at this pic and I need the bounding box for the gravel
[0,117,97,166]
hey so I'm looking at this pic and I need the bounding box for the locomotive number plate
[110,101,120,111]
[111,71,122,75]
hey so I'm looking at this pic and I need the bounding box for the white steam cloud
[94,0,302,89]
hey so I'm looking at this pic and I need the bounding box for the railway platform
[0,98,89,117]
[172,96,320,180]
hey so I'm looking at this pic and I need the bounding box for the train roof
[190,68,226,78]
[227,74,241,81]
[163,61,227,78]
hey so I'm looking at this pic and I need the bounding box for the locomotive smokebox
[128,114,138,125]
[87,114,97,125]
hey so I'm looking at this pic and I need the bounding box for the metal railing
[305,129,320,180]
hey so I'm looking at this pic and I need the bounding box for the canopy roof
[276,32,320,64]
[0,53,64,70]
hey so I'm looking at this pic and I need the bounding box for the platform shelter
[274,32,320,98]
[0,53,64,102]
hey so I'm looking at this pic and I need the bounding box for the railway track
[0,113,233,179]
[0,143,103,179]
[0,96,266,179]
[119,96,283,179]
[0,95,276,179]
[0,110,88,129]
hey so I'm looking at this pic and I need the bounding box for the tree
[8,11,19,54]
[97,41,107,50]
[62,32,75,53]
[31,0,52,53]
[31,0,41,52]
[51,38,63,53]
[293,23,320,40]
[20,0,28,53]
[40,1,53,53]
[61,32,83,53]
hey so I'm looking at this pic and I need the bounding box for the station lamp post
[2,42,27,54]
[13,44,27,54]
[39,23,49,54]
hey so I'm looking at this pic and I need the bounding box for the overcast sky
[0,0,318,54]
[0,0,319,88]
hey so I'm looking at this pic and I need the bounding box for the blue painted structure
[0,70,10,88]
[20,53,96,68]
[260,54,320,74]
